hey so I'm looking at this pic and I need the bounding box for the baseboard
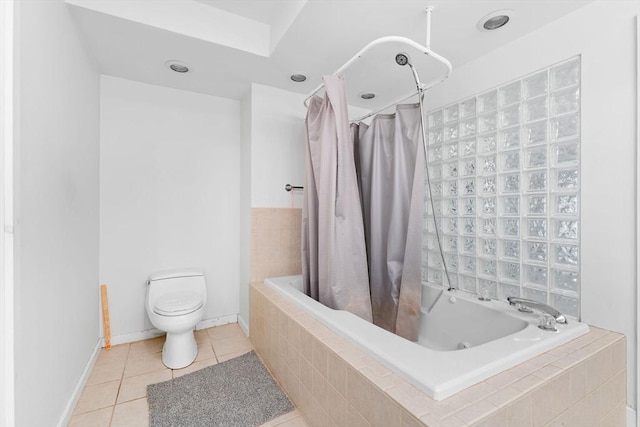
[105,314,239,347]
[237,314,249,337]
[196,314,238,331]
[627,406,636,427]
[109,328,165,347]
[56,339,102,427]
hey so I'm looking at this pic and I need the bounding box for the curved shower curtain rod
[303,7,453,122]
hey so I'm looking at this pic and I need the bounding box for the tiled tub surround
[268,275,588,400]
[251,207,303,283]
[423,57,582,318]
[250,281,626,426]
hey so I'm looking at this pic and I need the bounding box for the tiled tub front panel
[250,282,626,427]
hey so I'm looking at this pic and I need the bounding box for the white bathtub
[265,275,589,400]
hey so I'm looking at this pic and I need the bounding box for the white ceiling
[193,0,285,24]
[67,0,594,109]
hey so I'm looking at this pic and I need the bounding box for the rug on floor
[147,351,294,427]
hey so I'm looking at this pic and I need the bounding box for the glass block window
[423,57,581,319]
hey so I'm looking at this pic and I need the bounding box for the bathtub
[265,275,589,400]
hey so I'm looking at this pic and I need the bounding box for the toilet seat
[153,291,204,316]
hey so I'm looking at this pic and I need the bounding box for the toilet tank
[147,269,207,303]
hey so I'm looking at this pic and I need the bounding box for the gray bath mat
[147,351,294,427]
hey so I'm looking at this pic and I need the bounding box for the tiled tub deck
[250,281,626,427]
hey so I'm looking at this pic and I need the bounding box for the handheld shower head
[396,51,424,93]
[395,52,411,66]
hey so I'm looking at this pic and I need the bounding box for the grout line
[114,344,131,405]
[211,340,220,364]
[107,404,115,427]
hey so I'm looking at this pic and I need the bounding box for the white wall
[250,83,307,209]
[247,83,371,209]
[424,0,639,412]
[237,84,307,330]
[0,1,16,425]
[100,76,241,339]
[238,89,252,333]
[13,0,100,425]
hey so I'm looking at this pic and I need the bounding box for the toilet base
[161,330,198,369]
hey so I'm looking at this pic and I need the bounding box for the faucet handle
[538,313,558,332]
[515,303,534,314]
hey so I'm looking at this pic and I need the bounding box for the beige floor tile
[217,349,253,363]
[195,342,215,362]
[97,344,130,364]
[273,415,310,427]
[74,380,120,415]
[172,357,218,378]
[260,409,302,426]
[206,323,245,341]
[117,369,172,404]
[129,336,164,357]
[87,358,126,386]
[212,334,254,356]
[194,328,211,345]
[124,350,167,378]
[68,406,113,427]
[87,345,130,386]
[111,398,149,427]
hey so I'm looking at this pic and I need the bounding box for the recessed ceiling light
[478,10,513,32]
[165,60,191,73]
[360,92,376,100]
[484,15,509,30]
[290,74,307,82]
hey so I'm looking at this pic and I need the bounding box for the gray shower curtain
[355,104,425,340]
[302,75,424,340]
[302,75,373,322]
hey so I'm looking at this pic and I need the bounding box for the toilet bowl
[145,269,207,369]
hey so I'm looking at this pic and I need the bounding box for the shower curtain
[302,75,373,322]
[302,75,424,340]
[355,104,425,339]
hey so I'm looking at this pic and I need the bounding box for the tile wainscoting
[250,281,626,427]
[251,207,302,283]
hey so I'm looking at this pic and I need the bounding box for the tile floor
[70,323,308,427]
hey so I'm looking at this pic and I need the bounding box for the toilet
[145,269,207,369]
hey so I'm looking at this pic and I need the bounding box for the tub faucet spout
[507,297,567,324]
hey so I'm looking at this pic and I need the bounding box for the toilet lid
[153,291,204,316]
